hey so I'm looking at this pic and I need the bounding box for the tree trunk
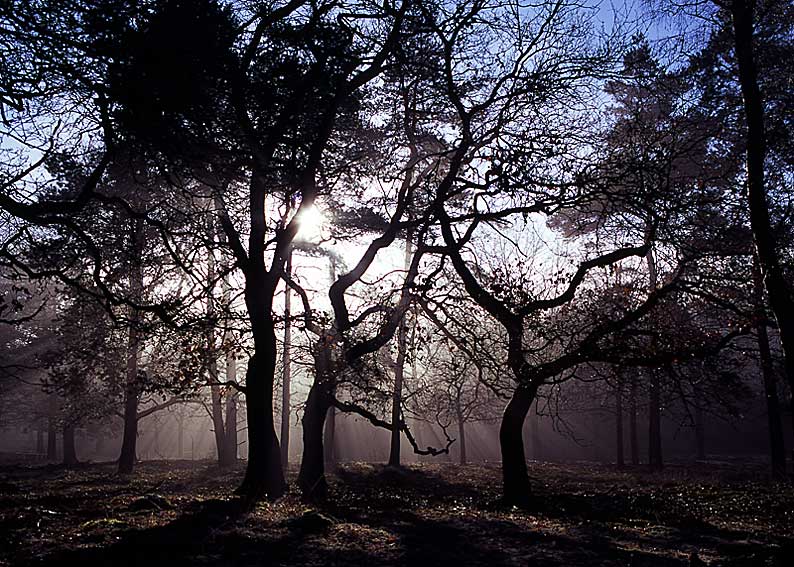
[223,361,239,467]
[694,401,706,461]
[177,414,184,459]
[616,375,624,467]
[754,256,786,477]
[324,405,336,468]
[730,0,794,406]
[221,258,238,467]
[388,233,413,467]
[118,219,143,475]
[209,359,231,466]
[630,377,639,465]
[95,432,104,457]
[387,350,405,467]
[456,403,467,465]
[281,250,293,471]
[646,243,663,470]
[237,273,286,499]
[500,383,537,507]
[63,423,78,466]
[648,367,663,469]
[118,383,139,473]
[205,229,231,468]
[236,175,285,501]
[47,395,57,461]
[298,385,330,500]
[36,422,44,455]
[531,399,540,460]
[237,336,285,500]
[298,336,334,500]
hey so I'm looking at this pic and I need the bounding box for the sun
[294,205,326,242]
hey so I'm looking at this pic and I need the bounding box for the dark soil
[0,459,791,566]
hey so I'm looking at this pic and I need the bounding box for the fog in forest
[1,0,793,565]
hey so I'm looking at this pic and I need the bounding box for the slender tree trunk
[324,405,336,468]
[323,258,338,471]
[500,383,537,507]
[118,219,143,475]
[648,368,663,469]
[210,383,229,465]
[36,422,44,455]
[754,256,786,476]
[47,394,57,461]
[531,399,540,460]
[387,353,405,467]
[154,418,161,458]
[646,244,663,469]
[388,233,413,467]
[616,375,624,467]
[224,361,239,466]
[205,224,230,467]
[693,403,706,461]
[177,414,184,459]
[298,336,334,500]
[63,423,78,466]
[95,431,104,457]
[731,0,794,406]
[208,352,230,465]
[281,250,293,471]
[221,257,238,466]
[456,402,467,465]
[630,377,639,465]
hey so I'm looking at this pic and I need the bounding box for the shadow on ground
[2,461,792,567]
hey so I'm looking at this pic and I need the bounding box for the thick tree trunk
[754,257,786,476]
[298,383,330,500]
[118,384,139,474]
[630,377,639,465]
[731,0,794,405]
[298,337,334,500]
[237,175,285,501]
[63,423,78,467]
[616,375,624,467]
[500,384,537,507]
[237,342,285,500]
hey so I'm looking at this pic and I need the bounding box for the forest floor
[0,459,791,566]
